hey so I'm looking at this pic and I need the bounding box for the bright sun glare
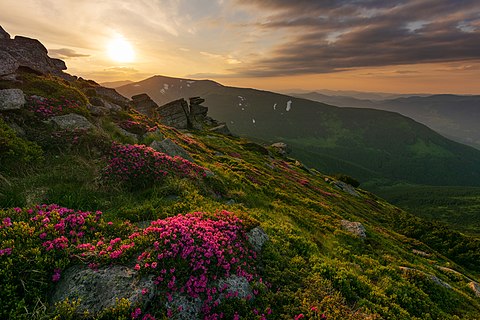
[107,35,135,63]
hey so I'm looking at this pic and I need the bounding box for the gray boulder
[0,89,25,110]
[331,181,359,197]
[50,113,93,130]
[131,93,159,118]
[247,227,269,252]
[0,51,18,77]
[51,265,155,315]
[209,124,232,136]
[150,138,194,162]
[157,99,190,129]
[341,220,366,238]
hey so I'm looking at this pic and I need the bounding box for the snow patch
[286,100,292,112]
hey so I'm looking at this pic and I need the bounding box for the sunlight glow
[107,35,135,63]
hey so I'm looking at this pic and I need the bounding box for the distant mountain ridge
[117,75,480,188]
[292,92,480,150]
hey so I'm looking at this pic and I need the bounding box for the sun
[107,35,135,63]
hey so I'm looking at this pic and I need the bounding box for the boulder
[331,181,359,197]
[468,281,480,297]
[0,89,25,110]
[51,265,155,315]
[0,51,18,77]
[131,93,159,118]
[150,138,194,162]
[247,227,269,252]
[156,99,190,129]
[209,124,232,136]
[341,220,366,238]
[270,142,289,156]
[50,113,93,130]
[0,26,10,39]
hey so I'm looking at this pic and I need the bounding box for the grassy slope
[1,75,480,319]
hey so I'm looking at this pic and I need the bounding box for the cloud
[233,0,480,76]
[49,48,89,59]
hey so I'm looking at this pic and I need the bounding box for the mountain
[292,92,480,150]
[100,79,133,88]
[117,76,480,188]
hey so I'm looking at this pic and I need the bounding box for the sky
[1,0,479,94]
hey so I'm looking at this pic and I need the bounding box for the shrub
[102,143,207,189]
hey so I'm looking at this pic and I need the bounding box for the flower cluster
[27,96,84,118]
[103,143,207,188]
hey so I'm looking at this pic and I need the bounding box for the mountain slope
[292,92,480,150]
[117,76,480,188]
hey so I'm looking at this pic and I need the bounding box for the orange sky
[1,0,479,94]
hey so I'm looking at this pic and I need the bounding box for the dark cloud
[49,48,89,59]
[234,0,480,76]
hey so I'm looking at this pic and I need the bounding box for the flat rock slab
[0,89,25,110]
[51,265,155,315]
[50,113,93,130]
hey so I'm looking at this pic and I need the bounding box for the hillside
[292,92,480,150]
[2,27,480,319]
[117,76,480,188]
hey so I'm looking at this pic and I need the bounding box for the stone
[51,265,155,315]
[270,142,289,156]
[209,124,232,136]
[468,281,480,297]
[0,25,10,39]
[217,275,253,299]
[150,138,194,162]
[50,113,93,130]
[0,89,25,110]
[247,226,269,252]
[341,220,366,238]
[0,51,18,76]
[131,93,159,117]
[331,181,359,197]
[94,86,129,107]
[157,99,190,129]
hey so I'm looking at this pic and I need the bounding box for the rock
[331,181,359,197]
[50,113,93,130]
[131,93,159,118]
[209,124,232,136]
[468,281,480,297]
[157,99,190,129]
[0,89,25,110]
[0,25,10,39]
[270,142,289,156]
[217,275,253,300]
[341,220,366,238]
[165,293,202,320]
[51,265,156,315]
[150,138,194,162]
[94,87,129,107]
[247,227,269,252]
[0,51,18,77]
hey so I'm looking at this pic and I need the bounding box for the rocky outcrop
[341,220,366,238]
[51,265,155,315]
[131,93,159,118]
[156,99,190,129]
[247,227,269,252]
[209,124,232,136]
[331,181,359,197]
[150,138,194,162]
[0,89,25,110]
[50,114,94,130]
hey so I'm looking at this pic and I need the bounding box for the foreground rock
[51,265,155,315]
[341,220,366,238]
[50,113,94,130]
[150,138,194,162]
[0,89,25,110]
